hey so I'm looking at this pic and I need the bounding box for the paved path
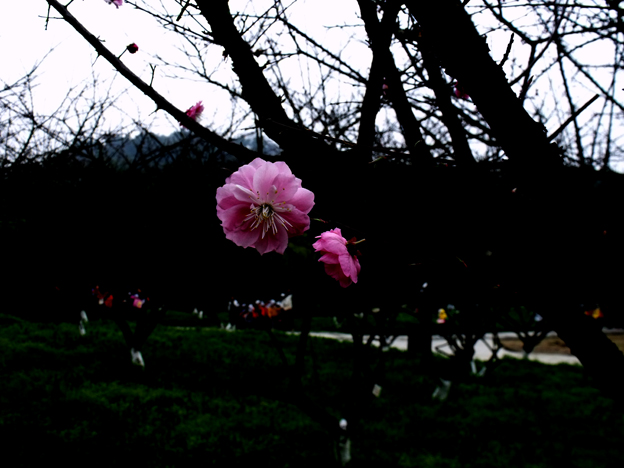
[306,331,582,366]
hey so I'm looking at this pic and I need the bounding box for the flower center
[245,202,293,238]
[261,204,273,220]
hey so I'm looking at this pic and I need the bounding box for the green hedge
[0,316,622,467]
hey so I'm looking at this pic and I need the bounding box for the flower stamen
[244,203,293,239]
[216,157,314,255]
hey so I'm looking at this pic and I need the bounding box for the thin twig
[45,0,258,161]
[499,33,514,67]
[547,94,599,142]
[176,0,191,22]
[149,64,157,88]
[45,4,52,31]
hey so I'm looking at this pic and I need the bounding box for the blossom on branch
[216,158,314,255]
[313,228,361,288]
[185,101,204,120]
[453,81,470,100]
[179,101,204,128]
[104,0,123,8]
[126,43,139,54]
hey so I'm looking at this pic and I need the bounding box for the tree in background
[28,0,624,411]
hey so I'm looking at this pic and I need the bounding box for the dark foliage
[1,317,623,467]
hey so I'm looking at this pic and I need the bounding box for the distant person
[278,291,294,331]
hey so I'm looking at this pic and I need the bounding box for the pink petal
[317,236,347,255]
[248,158,266,170]
[216,185,246,209]
[225,225,261,248]
[273,161,293,177]
[339,252,356,281]
[226,161,259,188]
[254,225,289,255]
[289,187,315,214]
[252,161,280,202]
[318,252,340,265]
[269,173,300,204]
[323,263,351,287]
[217,204,251,231]
[280,208,311,237]
[231,184,259,204]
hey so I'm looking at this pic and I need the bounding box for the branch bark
[405,0,624,403]
[45,0,258,162]
[405,0,562,172]
[194,0,332,156]
[358,0,434,164]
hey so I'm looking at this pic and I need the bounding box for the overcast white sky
[1,0,219,135]
[2,1,622,170]
[0,0,364,137]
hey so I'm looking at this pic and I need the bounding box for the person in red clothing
[92,285,114,308]
[258,300,268,318]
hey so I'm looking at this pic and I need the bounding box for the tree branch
[45,0,258,162]
[356,0,402,157]
[194,0,329,154]
[406,0,562,172]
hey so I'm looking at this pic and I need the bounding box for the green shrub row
[1,315,622,467]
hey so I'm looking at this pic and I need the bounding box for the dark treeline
[0,130,301,320]
[4,127,624,332]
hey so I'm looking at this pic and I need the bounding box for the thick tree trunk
[406,0,624,402]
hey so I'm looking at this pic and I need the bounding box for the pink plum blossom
[105,0,123,8]
[312,228,361,288]
[216,158,314,255]
[185,101,204,120]
[180,101,204,128]
[453,81,470,100]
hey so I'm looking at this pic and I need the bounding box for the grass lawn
[1,314,622,467]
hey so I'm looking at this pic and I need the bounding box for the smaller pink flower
[181,101,204,127]
[126,43,139,54]
[453,81,470,100]
[313,228,361,288]
[105,0,123,8]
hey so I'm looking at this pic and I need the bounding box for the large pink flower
[312,228,361,288]
[216,158,314,255]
